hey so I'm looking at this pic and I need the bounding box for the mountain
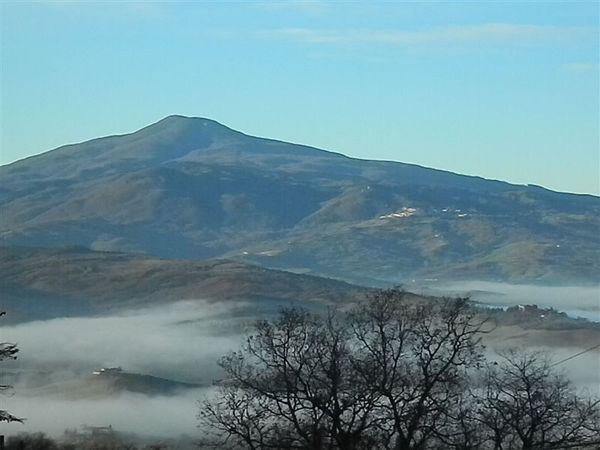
[0,246,368,322]
[1,115,599,284]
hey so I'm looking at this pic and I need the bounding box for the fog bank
[1,300,250,383]
[420,281,600,322]
[1,295,598,440]
[0,389,210,438]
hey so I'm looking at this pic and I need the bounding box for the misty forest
[1,2,600,450]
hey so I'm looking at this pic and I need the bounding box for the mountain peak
[1,115,599,285]
[0,115,246,177]
[137,114,235,137]
[154,114,218,126]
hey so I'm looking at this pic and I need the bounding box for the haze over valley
[0,119,598,443]
[2,295,598,440]
[0,116,600,445]
[1,2,599,447]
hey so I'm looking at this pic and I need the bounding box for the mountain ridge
[2,115,598,285]
[5,115,598,198]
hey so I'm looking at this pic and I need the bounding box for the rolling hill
[1,115,598,284]
[0,246,368,322]
[9,368,202,399]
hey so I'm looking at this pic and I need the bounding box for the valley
[1,117,598,447]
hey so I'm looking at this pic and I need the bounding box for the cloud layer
[1,300,250,383]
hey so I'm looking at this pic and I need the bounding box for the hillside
[1,115,598,284]
[9,368,202,399]
[0,246,367,322]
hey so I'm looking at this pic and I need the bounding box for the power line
[551,343,600,367]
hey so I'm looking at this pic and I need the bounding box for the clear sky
[1,1,598,195]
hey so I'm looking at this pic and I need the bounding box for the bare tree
[199,289,489,450]
[477,349,600,450]
[348,290,488,450]
[199,308,378,449]
[1,311,22,423]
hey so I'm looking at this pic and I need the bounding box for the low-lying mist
[419,281,600,322]
[1,290,598,440]
[0,300,251,439]
[1,300,251,383]
[0,389,210,438]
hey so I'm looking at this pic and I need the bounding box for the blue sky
[1,1,598,195]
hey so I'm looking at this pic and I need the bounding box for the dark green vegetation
[200,289,600,450]
[1,116,598,285]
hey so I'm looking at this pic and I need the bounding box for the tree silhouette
[200,289,600,449]
[477,350,600,450]
[1,311,22,423]
[199,289,491,449]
